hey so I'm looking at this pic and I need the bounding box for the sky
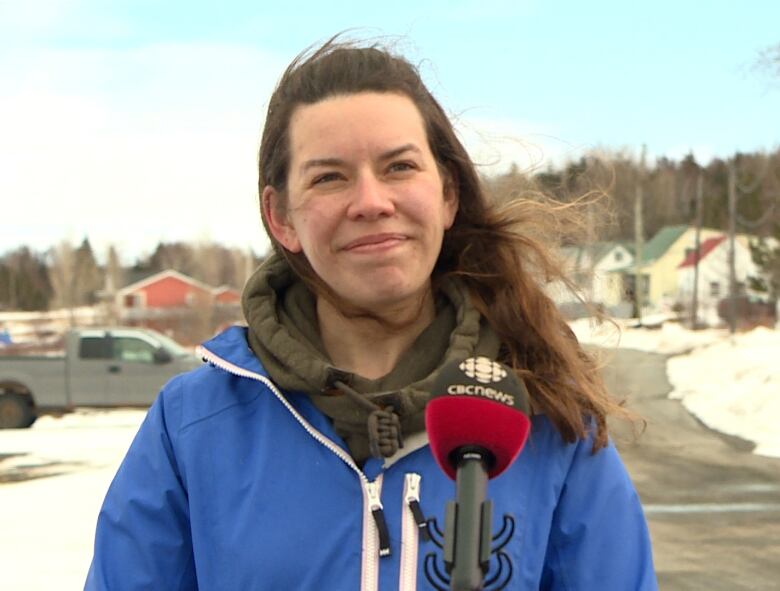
[2,322,779,589]
[1,0,779,262]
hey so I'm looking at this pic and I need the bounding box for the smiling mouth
[343,234,407,252]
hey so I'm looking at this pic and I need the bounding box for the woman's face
[265,92,459,313]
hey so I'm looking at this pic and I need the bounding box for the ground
[1,338,779,589]
[605,348,780,591]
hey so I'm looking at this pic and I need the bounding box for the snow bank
[569,317,727,354]
[667,327,780,459]
[0,410,146,590]
[572,318,780,458]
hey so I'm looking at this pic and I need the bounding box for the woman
[86,38,656,590]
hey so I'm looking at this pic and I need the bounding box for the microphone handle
[450,449,489,591]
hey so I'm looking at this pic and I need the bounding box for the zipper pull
[405,473,430,542]
[367,480,391,557]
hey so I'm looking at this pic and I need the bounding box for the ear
[262,186,302,253]
[442,170,460,230]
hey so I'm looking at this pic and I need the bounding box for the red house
[118,270,216,310]
[115,270,243,344]
[214,285,242,305]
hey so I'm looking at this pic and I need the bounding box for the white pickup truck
[0,327,202,429]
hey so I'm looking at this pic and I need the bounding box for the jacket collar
[199,325,268,378]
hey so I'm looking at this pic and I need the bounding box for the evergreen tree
[148,242,198,277]
[0,247,52,310]
[748,226,780,303]
[74,237,103,305]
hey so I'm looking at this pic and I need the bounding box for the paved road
[602,348,780,591]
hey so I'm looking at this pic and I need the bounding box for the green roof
[639,225,688,264]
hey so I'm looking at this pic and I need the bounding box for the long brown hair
[258,36,628,451]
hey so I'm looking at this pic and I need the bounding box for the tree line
[485,148,779,242]
[484,147,780,301]
[2,147,779,312]
[0,240,264,312]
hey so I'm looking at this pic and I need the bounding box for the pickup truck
[0,327,202,429]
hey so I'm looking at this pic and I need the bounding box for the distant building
[116,270,243,344]
[117,270,214,312]
[214,285,242,306]
[676,235,760,326]
[553,241,634,317]
[628,225,726,312]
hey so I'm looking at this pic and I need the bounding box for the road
[602,348,780,591]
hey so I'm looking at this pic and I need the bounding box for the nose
[346,172,395,220]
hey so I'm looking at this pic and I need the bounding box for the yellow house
[632,225,745,309]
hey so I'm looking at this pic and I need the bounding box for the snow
[1,322,779,589]
[0,307,105,343]
[573,318,780,458]
[569,316,729,355]
[0,410,146,590]
[667,327,780,458]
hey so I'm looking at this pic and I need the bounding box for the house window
[710,282,720,297]
[124,293,143,308]
[614,251,623,262]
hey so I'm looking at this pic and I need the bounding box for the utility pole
[691,171,703,328]
[727,161,737,335]
[633,145,646,324]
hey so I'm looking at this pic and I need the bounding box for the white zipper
[362,475,385,591]
[399,473,423,591]
[197,345,385,591]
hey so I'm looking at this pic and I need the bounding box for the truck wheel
[0,393,36,429]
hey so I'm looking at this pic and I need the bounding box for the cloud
[1,42,285,260]
[0,0,79,39]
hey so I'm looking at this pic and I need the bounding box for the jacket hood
[240,253,501,463]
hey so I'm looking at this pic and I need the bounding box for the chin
[347,282,430,314]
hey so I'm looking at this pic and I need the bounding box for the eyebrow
[299,143,422,175]
[299,157,346,175]
[378,143,422,161]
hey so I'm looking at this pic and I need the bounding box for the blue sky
[1,0,778,260]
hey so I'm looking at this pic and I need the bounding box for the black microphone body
[447,447,492,591]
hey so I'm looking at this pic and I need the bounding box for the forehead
[287,92,429,163]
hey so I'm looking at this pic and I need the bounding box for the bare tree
[230,247,256,292]
[48,240,78,322]
[194,241,226,288]
[103,245,125,323]
[754,42,780,86]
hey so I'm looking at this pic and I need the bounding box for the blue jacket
[85,326,657,590]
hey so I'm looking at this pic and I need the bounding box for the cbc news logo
[459,357,507,384]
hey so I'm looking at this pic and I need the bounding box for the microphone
[425,357,531,591]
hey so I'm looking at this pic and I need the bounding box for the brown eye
[312,172,343,185]
[388,161,416,174]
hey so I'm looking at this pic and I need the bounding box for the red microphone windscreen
[426,357,531,479]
